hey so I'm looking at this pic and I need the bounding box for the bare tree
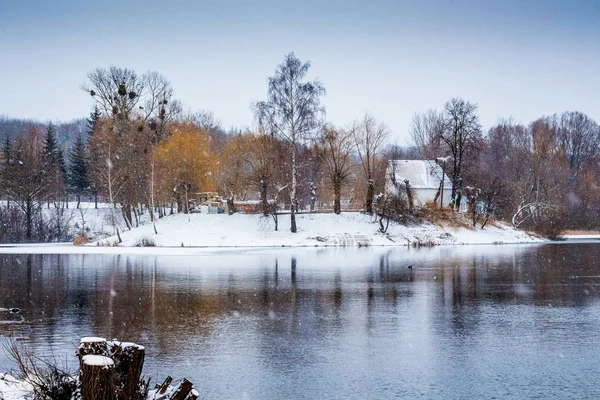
[219,133,251,213]
[143,71,182,142]
[319,126,354,214]
[89,119,125,242]
[255,53,326,233]
[353,113,388,214]
[83,67,181,226]
[82,67,144,122]
[185,109,223,135]
[440,98,482,209]
[409,110,445,159]
[551,111,600,179]
[5,127,49,240]
[245,133,280,216]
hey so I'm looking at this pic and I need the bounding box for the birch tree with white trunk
[255,53,326,233]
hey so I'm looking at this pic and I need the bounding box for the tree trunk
[481,214,491,229]
[455,178,463,212]
[334,179,341,214]
[122,204,132,230]
[366,179,374,214]
[471,200,478,227]
[261,181,268,216]
[25,199,33,241]
[290,149,297,233]
[271,211,278,231]
[176,193,182,213]
[184,188,189,214]
[133,206,139,228]
[150,149,156,222]
[433,181,442,208]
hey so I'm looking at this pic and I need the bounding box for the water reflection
[0,244,599,398]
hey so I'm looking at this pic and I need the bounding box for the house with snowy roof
[385,160,454,208]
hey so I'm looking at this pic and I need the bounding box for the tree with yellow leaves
[155,122,216,213]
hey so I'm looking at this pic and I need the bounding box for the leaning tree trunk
[122,204,132,230]
[433,181,442,208]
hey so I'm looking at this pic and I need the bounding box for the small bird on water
[0,308,20,314]
[407,265,413,269]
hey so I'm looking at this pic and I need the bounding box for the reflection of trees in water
[0,244,598,360]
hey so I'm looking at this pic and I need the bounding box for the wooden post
[170,378,193,400]
[156,376,173,394]
[80,355,117,400]
[187,389,200,400]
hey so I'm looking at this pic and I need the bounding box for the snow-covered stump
[80,355,117,400]
[76,337,109,359]
[76,337,109,374]
[110,341,145,399]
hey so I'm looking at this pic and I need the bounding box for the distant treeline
[0,115,86,150]
[1,53,599,243]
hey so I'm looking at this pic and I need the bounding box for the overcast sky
[1,0,598,143]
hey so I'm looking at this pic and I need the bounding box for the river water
[0,243,599,398]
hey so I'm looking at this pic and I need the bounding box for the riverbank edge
[0,212,549,253]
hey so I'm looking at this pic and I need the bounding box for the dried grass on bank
[417,202,472,230]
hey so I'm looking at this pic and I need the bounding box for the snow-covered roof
[387,160,451,190]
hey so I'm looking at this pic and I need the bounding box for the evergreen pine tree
[68,133,90,209]
[86,106,101,208]
[86,105,101,140]
[43,123,66,206]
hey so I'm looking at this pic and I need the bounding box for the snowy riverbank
[91,211,542,248]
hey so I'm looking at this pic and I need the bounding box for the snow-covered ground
[0,374,33,400]
[90,211,542,248]
[0,202,544,253]
[559,234,600,240]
